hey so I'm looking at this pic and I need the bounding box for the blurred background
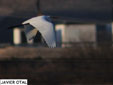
[0,0,113,85]
[0,0,112,47]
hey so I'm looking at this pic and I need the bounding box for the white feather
[22,16,56,48]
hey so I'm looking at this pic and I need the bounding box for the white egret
[22,0,57,48]
[9,0,57,48]
[22,15,56,48]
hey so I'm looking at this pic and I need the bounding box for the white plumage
[22,15,56,48]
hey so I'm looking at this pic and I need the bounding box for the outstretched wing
[24,24,38,41]
[23,16,56,48]
[36,22,56,48]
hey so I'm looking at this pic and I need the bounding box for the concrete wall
[56,24,96,44]
[56,23,113,47]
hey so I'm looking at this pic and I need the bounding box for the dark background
[0,0,112,43]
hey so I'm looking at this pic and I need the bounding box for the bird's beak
[50,16,60,19]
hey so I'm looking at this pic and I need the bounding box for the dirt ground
[0,46,113,85]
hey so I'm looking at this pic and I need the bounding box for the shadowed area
[0,0,112,24]
[41,0,112,23]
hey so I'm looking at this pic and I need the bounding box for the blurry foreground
[0,46,113,85]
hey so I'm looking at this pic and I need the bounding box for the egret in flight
[9,0,57,48]
[23,15,56,48]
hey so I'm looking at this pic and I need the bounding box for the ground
[0,46,113,85]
